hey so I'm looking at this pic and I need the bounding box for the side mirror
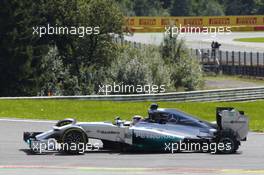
[55,118,76,127]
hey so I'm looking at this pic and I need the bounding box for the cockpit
[147,104,211,128]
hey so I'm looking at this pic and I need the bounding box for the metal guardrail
[0,86,264,102]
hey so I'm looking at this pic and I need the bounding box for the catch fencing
[192,49,264,76]
[113,37,264,77]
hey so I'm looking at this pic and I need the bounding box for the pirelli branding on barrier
[209,18,230,25]
[236,16,257,25]
[125,15,264,32]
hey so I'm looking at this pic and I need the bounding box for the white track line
[0,118,56,123]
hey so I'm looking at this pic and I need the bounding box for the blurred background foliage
[0,0,262,96]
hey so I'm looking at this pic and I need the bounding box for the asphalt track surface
[0,118,264,175]
[124,32,264,52]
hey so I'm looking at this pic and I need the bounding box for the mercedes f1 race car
[24,104,248,154]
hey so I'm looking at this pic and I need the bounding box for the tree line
[0,0,123,96]
[2,0,261,96]
[118,0,264,16]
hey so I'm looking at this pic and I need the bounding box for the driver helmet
[148,103,158,120]
[132,115,142,125]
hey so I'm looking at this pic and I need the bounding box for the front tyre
[61,129,88,154]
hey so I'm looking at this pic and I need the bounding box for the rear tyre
[61,129,88,154]
[215,130,239,154]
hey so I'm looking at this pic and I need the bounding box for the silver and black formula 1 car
[23,104,248,154]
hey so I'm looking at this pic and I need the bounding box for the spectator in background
[215,42,221,50]
[211,41,215,58]
[211,41,221,58]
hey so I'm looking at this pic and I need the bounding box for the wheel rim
[65,131,84,144]
[219,137,235,154]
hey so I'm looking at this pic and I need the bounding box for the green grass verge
[0,100,263,132]
[204,75,264,85]
[234,37,264,43]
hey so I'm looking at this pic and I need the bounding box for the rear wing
[216,107,245,129]
[216,107,234,130]
[216,107,248,140]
